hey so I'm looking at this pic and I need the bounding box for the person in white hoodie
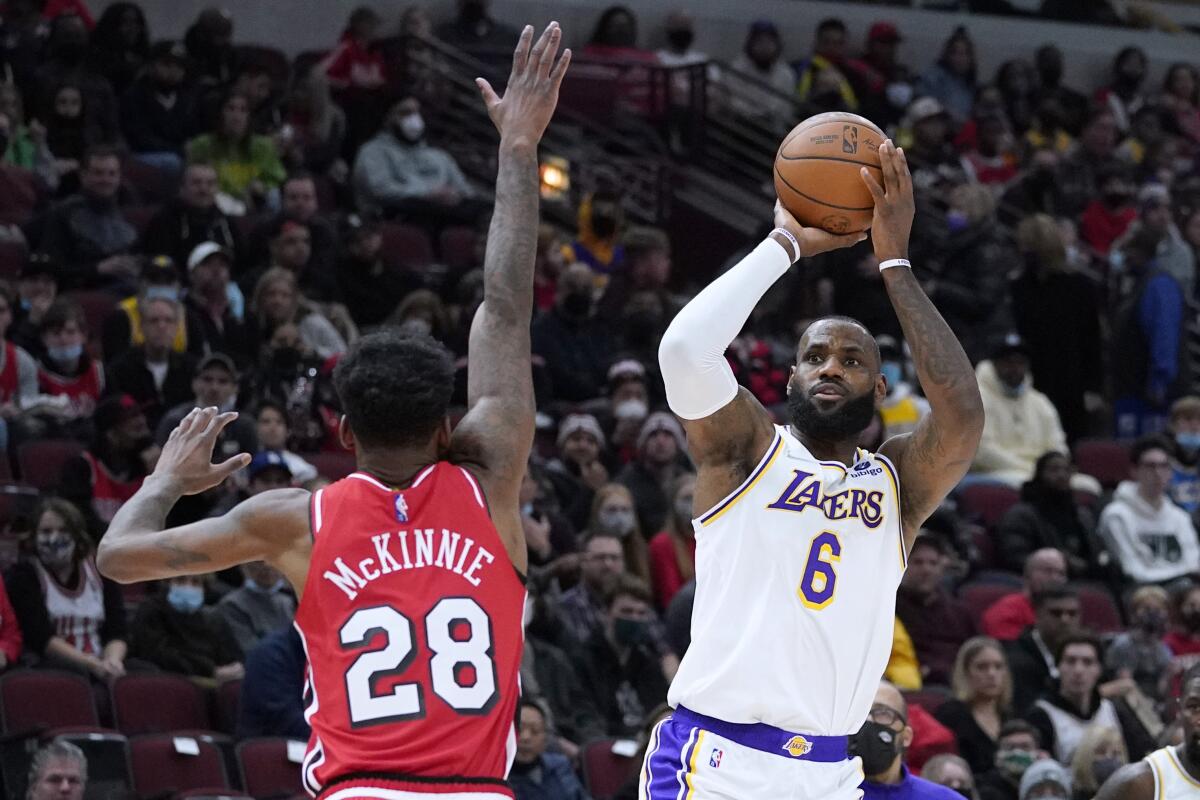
[1099,436,1200,585]
[969,333,1100,494]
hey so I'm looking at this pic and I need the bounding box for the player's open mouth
[810,383,845,400]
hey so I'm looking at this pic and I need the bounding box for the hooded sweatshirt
[1098,480,1200,583]
[971,360,1068,487]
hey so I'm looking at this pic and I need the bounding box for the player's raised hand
[152,406,251,496]
[773,201,867,259]
[476,22,571,148]
[860,140,915,262]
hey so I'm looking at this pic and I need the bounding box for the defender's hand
[152,407,251,496]
[860,140,915,262]
[476,22,571,149]
[772,201,866,259]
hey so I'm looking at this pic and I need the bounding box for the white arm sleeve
[658,238,792,420]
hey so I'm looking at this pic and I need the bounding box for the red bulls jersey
[294,464,526,798]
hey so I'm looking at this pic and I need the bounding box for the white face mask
[398,112,425,142]
[614,398,648,422]
[885,82,914,108]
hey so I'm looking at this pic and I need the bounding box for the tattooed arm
[97,407,311,587]
[448,23,569,572]
[867,142,984,548]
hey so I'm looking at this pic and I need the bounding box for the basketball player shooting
[642,141,984,800]
[95,22,569,800]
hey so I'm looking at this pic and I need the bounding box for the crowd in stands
[0,0,1199,798]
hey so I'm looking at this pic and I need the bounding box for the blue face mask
[881,361,903,388]
[47,343,82,363]
[143,286,179,304]
[167,584,204,614]
[245,578,285,594]
[946,210,970,233]
[1177,432,1200,451]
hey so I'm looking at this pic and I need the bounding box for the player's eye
[806,354,822,363]
[845,358,859,367]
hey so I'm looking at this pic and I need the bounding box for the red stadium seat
[215,679,241,735]
[128,735,229,799]
[236,738,305,798]
[0,669,98,734]
[438,225,479,272]
[173,792,251,799]
[380,222,434,270]
[112,674,211,735]
[1079,585,1124,634]
[122,159,175,204]
[308,451,356,481]
[0,240,27,280]
[581,738,639,800]
[957,484,1020,530]
[559,63,621,121]
[124,205,162,237]
[904,685,953,715]
[1074,439,1131,490]
[66,289,122,344]
[16,439,84,491]
[958,581,1020,629]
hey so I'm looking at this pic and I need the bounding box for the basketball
[774,112,886,234]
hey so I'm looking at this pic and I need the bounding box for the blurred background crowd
[5,1,1200,799]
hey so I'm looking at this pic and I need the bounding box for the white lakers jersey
[668,424,906,735]
[1146,746,1200,799]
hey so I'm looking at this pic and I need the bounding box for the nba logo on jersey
[709,749,723,768]
[394,493,409,523]
[782,736,813,758]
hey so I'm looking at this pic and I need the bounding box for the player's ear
[901,725,914,750]
[436,416,452,451]
[337,415,355,452]
[786,365,796,394]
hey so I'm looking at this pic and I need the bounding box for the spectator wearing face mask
[1098,436,1200,587]
[921,754,977,799]
[727,19,796,132]
[352,96,476,223]
[101,258,197,363]
[1107,587,1173,705]
[1017,760,1071,800]
[1069,726,1126,800]
[566,184,625,281]
[531,263,612,404]
[1112,184,1196,300]
[6,498,127,679]
[32,300,104,440]
[1166,396,1200,520]
[854,680,962,800]
[618,412,691,536]
[876,335,928,440]
[216,560,295,655]
[604,360,650,461]
[572,574,673,738]
[129,573,244,684]
[976,721,1043,800]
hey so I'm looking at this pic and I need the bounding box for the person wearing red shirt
[982,548,1068,641]
[1166,584,1200,657]
[0,572,22,669]
[1079,167,1137,257]
[321,7,387,90]
[647,473,696,610]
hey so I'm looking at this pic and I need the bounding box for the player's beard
[787,386,877,442]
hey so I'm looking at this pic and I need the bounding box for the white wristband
[879,258,911,271]
[770,227,801,263]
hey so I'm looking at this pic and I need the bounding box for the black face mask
[667,29,694,51]
[849,721,900,777]
[788,384,877,442]
[1103,191,1131,208]
[272,346,302,371]
[624,310,662,344]
[561,291,591,318]
[591,215,618,239]
[460,0,486,24]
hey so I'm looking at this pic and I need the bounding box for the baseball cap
[94,393,145,433]
[868,21,902,43]
[248,450,292,480]
[906,96,949,125]
[149,40,187,65]
[1138,183,1170,208]
[607,359,647,387]
[991,332,1030,360]
[196,352,237,377]
[20,252,59,281]
[557,413,606,449]
[1019,759,1072,800]
[342,212,381,239]
[187,242,232,272]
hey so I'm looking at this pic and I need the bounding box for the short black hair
[1131,435,1171,466]
[40,299,87,336]
[256,399,288,422]
[1054,630,1102,664]
[798,315,881,365]
[817,17,846,35]
[998,719,1041,747]
[82,143,121,170]
[333,330,455,448]
[603,573,653,609]
[1031,585,1077,610]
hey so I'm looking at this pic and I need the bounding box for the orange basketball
[774,112,885,234]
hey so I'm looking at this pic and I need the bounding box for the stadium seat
[173,792,251,799]
[236,738,305,798]
[1074,439,1131,490]
[112,674,211,735]
[904,685,953,715]
[215,679,242,735]
[124,205,161,237]
[308,451,356,481]
[958,581,1020,629]
[956,483,1020,530]
[581,738,639,800]
[122,159,175,204]
[1078,584,1124,633]
[380,222,434,270]
[67,289,123,345]
[0,240,27,280]
[0,669,98,735]
[16,439,84,491]
[438,225,479,272]
[559,63,621,121]
[128,735,229,799]
[48,729,132,799]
